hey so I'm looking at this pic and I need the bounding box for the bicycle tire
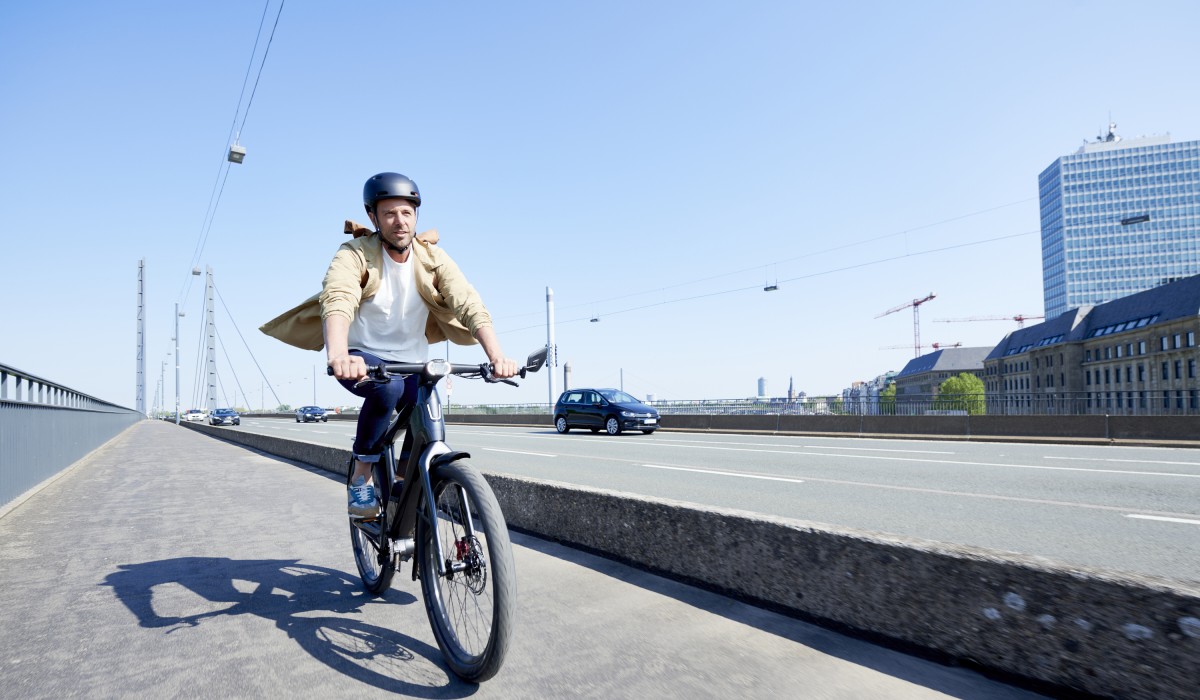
[417,460,515,682]
[348,459,395,595]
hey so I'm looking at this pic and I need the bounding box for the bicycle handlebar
[325,346,548,388]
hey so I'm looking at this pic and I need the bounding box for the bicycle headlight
[425,359,451,378]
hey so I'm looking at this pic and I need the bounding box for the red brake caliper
[455,538,469,560]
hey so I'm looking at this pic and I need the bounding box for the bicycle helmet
[363,172,421,214]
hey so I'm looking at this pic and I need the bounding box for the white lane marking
[453,428,955,453]
[1046,456,1200,467]
[1126,514,1200,525]
[643,463,1199,519]
[482,448,556,458]
[637,443,1200,479]
[800,444,956,454]
[641,464,804,485]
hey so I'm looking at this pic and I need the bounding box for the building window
[1115,345,1122,359]
[1138,364,1145,382]
[1190,359,1196,379]
[1191,390,1198,410]
[1139,340,1146,354]
[1086,372,1092,386]
[1086,350,1092,362]
[1126,366,1132,383]
[1161,337,1169,351]
[1175,334,1183,349]
[1162,362,1170,380]
[1176,360,1183,379]
[1105,347,1112,360]
[1189,332,1196,347]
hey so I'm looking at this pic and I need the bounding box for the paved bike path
[0,421,1046,699]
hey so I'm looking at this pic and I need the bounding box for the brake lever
[325,364,390,389]
[481,363,520,387]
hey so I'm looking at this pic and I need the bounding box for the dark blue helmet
[363,172,421,213]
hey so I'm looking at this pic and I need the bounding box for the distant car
[296,405,327,423]
[209,408,241,426]
[184,409,205,422]
[554,388,659,435]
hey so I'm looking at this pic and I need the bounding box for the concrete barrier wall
[969,415,1109,439]
[181,421,1199,699]
[1110,415,1200,440]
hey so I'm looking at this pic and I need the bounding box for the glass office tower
[1039,126,1200,319]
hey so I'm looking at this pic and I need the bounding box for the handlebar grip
[326,366,335,376]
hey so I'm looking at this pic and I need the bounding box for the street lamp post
[174,304,183,425]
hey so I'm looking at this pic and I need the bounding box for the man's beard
[382,233,410,255]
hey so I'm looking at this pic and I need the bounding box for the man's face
[370,197,418,252]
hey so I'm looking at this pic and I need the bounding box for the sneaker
[348,475,380,518]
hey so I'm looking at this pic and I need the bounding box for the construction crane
[880,342,962,351]
[935,314,1044,329]
[876,293,936,358]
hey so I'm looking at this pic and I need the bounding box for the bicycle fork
[415,441,481,579]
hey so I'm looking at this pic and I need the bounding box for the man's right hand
[328,353,367,380]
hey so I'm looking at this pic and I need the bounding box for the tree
[879,383,896,415]
[936,373,986,415]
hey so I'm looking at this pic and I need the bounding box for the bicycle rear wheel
[349,459,395,595]
[417,460,515,682]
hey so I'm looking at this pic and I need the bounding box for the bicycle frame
[358,360,479,578]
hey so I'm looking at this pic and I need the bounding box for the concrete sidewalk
[0,421,1047,699]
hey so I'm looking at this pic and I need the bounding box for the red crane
[876,293,936,358]
[935,314,1044,329]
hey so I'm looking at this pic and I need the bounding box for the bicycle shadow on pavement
[100,557,479,698]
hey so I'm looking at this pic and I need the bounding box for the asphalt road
[231,417,1200,584]
[0,421,1046,699]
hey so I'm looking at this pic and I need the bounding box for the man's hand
[328,353,367,380]
[490,355,519,379]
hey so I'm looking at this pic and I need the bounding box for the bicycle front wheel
[417,460,515,682]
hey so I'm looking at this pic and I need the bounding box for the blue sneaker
[348,475,380,518]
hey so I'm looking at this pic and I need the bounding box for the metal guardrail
[0,363,143,513]
[445,391,1200,417]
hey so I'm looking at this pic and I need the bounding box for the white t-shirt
[347,246,430,362]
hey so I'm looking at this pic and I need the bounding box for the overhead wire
[499,228,1039,334]
[176,0,274,307]
[213,282,282,409]
[169,1,288,412]
[177,0,286,308]
[497,196,1036,321]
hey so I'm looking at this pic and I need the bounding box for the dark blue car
[554,388,659,435]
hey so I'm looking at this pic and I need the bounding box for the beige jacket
[260,225,490,351]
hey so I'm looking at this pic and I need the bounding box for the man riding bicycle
[262,172,517,517]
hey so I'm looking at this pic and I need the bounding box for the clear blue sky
[2,1,1198,410]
